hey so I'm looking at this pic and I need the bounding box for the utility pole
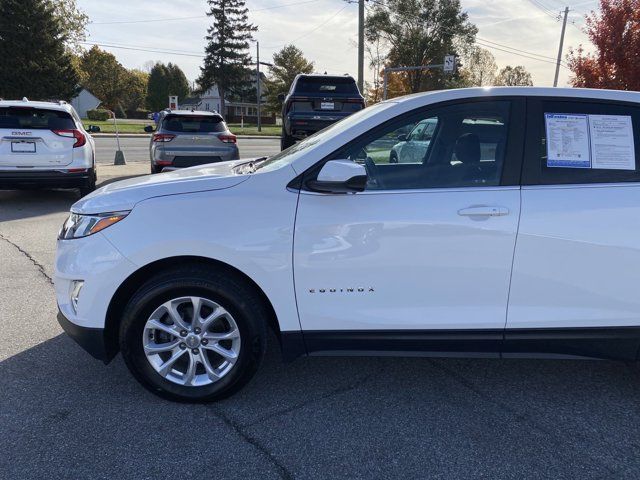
[256,41,262,132]
[553,6,569,87]
[357,0,364,93]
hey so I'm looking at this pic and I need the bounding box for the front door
[293,99,525,351]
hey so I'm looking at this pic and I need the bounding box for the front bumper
[0,169,94,189]
[57,308,111,362]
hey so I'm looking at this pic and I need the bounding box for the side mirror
[397,134,407,142]
[307,159,367,193]
[277,93,286,102]
[144,125,155,133]
[87,125,101,133]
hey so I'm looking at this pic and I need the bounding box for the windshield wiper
[236,157,269,174]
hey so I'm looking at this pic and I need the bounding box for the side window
[524,99,640,185]
[332,100,512,190]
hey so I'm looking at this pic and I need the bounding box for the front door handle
[458,206,509,217]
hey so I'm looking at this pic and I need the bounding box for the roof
[389,87,640,106]
[0,99,73,112]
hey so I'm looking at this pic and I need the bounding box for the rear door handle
[458,206,509,217]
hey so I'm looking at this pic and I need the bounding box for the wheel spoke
[200,350,222,382]
[203,329,239,341]
[144,339,179,354]
[190,296,203,326]
[201,306,230,331]
[157,347,187,377]
[166,302,189,330]
[203,342,238,360]
[183,354,197,386]
[147,319,180,338]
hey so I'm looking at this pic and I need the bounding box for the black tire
[119,265,268,403]
[280,129,295,150]
[78,168,97,197]
[151,164,163,174]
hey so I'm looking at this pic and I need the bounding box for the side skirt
[280,327,640,362]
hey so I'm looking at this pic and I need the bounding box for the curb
[91,134,281,139]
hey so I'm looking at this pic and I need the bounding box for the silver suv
[146,110,239,173]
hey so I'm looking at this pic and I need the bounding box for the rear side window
[0,107,75,130]
[294,77,359,95]
[162,115,226,133]
[523,99,640,185]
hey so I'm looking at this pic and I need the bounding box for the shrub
[86,109,110,121]
[126,109,151,119]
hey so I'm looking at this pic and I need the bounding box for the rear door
[507,98,640,355]
[0,107,75,167]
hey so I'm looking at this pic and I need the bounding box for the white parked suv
[56,87,640,402]
[0,99,98,196]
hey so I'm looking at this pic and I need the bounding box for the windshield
[162,114,226,133]
[295,77,359,95]
[255,102,396,173]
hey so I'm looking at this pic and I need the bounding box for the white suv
[55,87,640,402]
[0,99,97,196]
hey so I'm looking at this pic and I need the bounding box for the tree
[146,62,190,111]
[494,65,534,86]
[459,46,497,86]
[124,69,149,113]
[47,0,88,52]
[0,0,78,100]
[77,46,130,110]
[264,45,314,113]
[567,0,640,90]
[365,0,477,94]
[197,0,257,114]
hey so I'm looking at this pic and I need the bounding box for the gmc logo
[11,131,31,136]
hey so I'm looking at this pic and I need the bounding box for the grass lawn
[84,119,281,136]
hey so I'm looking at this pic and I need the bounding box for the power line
[90,0,323,25]
[79,41,205,58]
[475,36,560,62]
[262,4,350,49]
[475,39,570,69]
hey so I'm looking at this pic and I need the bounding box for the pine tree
[146,62,190,111]
[197,0,257,115]
[0,0,78,100]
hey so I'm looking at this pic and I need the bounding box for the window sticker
[545,114,591,168]
[545,113,636,170]
[588,115,635,170]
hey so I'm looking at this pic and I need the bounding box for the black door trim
[279,327,640,362]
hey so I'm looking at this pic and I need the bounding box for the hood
[72,160,251,215]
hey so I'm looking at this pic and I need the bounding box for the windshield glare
[256,102,396,173]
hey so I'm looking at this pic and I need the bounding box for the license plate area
[320,102,335,110]
[11,141,36,153]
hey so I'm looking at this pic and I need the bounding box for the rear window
[162,115,226,133]
[294,77,359,95]
[0,107,75,130]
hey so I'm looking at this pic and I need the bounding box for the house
[71,88,101,118]
[178,97,202,110]
[198,75,277,124]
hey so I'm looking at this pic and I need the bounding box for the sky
[77,0,600,89]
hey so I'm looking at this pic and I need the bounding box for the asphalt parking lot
[2,141,640,479]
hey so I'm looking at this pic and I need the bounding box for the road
[1,144,640,479]
[93,136,281,165]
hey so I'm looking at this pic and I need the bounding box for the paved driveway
[1,162,640,479]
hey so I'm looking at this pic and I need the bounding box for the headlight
[58,211,129,239]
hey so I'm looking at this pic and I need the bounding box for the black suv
[278,74,365,150]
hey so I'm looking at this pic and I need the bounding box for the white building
[71,88,102,118]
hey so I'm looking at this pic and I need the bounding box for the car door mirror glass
[308,159,367,193]
[87,125,101,133]
[144,125,155,133]
[397,134,407,142]
[277,93,286,102]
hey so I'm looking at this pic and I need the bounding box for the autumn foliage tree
[567,0,640,90]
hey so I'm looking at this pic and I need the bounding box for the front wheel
[119,266,268,402]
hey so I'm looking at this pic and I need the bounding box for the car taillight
[52,129,86,148]
[152,133,176,142]
[219,134,237,144]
